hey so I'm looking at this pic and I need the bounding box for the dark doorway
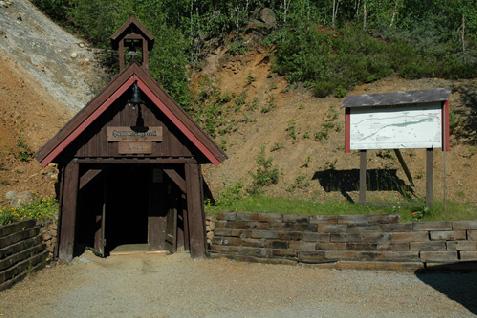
[106,165,150,251]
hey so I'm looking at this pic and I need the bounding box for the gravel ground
[0,251,476,318]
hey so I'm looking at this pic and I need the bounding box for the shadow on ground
[313,168,414,203]
[415,263,477,315]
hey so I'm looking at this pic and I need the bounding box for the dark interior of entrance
[75,164,187,256]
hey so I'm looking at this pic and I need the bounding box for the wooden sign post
[343,89,451,207]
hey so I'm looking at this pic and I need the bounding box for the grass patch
[0,197,58,226]
[205,195,477,222]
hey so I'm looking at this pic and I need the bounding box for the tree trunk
[461,13,466,54]
[332,0,340,29]
[389,0,399,28]
[363,0,367,31]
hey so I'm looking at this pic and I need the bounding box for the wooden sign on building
[36,17,226,262]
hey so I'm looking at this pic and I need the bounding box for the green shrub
[17,137,34,163]
[248,146,280,194]
[0,197,58,226]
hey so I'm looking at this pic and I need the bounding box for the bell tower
[110,16,155,71]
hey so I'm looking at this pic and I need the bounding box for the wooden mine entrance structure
[36,17,226,262]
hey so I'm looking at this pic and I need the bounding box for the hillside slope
[199,47,477,205]
[0,0,105,204]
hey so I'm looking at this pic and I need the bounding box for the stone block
[412,221,452,231]
[468,230,477,241]
[250,230,279,239]
[377,251,420,261]
[377,243,410,251]
[420,251,458,262]
[389,231,429,243]
[346,225,382,233]
[446,241,477,251]
[216,212,237,221]
[317,224,346,233]
[249,213,282,222]
[297,251,328,263]
[346,243,378,250]
[280,223,317,231]
[241,238,267,248]
[277,231,303,241]
[410,241,446,251]
[309,215,338,224]
[330,233,360,243]
[452,221,477,230]
[459,251,477,261]
[236,246,272,258]
[315,242,346,250]
[365,214,400,224]
[214,221,227,229]
[270,241,288,249]
[337,215,369,225]
[271,249,297,258]
[359,232,390,243]
[282,215,309,223]
[301,232,330,242]
[336,261,423,271]
[297,242,317,251]
[429,230,466,241]
[380,223,413,232]
[214,228,243,237]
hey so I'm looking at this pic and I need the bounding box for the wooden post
[359,150,367,204]
[426,148,434,208]
[94,170,106,256]
[185,163,207,258]
[148,180,168,250]
[393,149,414,186]
[58,160,80,262]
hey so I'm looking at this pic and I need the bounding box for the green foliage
[285,121,297,141]
[228,38,248,56]
[0,197,58,225]
[270,142,283,152]
[286,175,310,192]
[206,195,477,223]
[17,137,34,163]
[34,0,477,118]
[248,145,280,194]
[214,182,244,207]
[260,96,276,113]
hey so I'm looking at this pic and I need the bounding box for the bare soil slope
[0,54,71,202]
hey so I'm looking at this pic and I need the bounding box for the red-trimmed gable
[36,63,227,166]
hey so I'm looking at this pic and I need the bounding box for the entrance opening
[106,166,150,251]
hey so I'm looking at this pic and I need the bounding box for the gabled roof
[110,16,155,50]
[36,63,227,166]
[343,88,451,108]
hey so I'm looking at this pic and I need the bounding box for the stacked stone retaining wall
[207,213,477,270]
[0,220,48,291]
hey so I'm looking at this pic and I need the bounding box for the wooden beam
[58,160,80,262]
[359,150,367,204]
[393,149,414,186]
[79,169,102,190]
[185,163,206,258]
[163,168,186,193]
[76,158,195,164]
[426,148,434,208]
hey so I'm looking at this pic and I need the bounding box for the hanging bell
[130,83,143,109]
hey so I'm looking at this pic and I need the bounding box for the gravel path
[0,251,476,317]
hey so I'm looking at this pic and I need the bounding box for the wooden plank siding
[70,95,195,159]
